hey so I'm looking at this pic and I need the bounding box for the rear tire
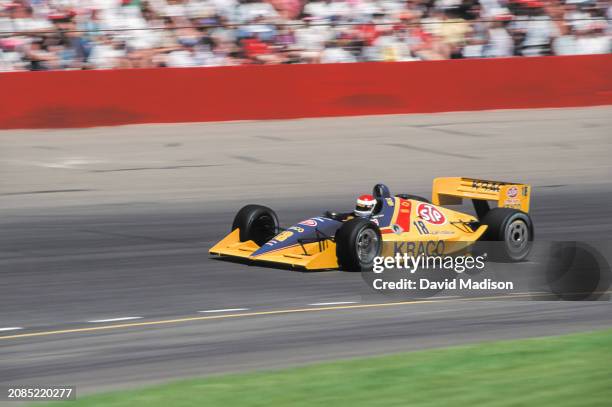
[479,208,534,262]
[232,205,279,246]
[335,218,382,271]
[395,194,430,203]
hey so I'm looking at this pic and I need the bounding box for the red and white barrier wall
[0,54,611,129]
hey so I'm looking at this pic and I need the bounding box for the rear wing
[432,177,531,214]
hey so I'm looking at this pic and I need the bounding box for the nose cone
[251,216,342,257]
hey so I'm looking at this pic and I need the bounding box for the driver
[325,193,378,221]
[354,194,376,218]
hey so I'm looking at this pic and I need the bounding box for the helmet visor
[355,203,374,213]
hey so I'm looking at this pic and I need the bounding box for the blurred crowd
[0,0,610,70]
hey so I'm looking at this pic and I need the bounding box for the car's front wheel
[335,218,382,271]
[231,204,279,246]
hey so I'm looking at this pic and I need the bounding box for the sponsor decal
[289,226,305,233]
[503,200,521,209]
[504,187,521,207]
[395,200,411,231]
[274,231,293,242]
[414,220,429,235]
[522,186,529,197]
[393,241,445,256]
[471,180,501,192]
[414,219,453,235]
[386,198,395,206]
[417,203,446,225]
[299,219,318,227]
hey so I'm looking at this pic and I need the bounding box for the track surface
[1,107,611,395]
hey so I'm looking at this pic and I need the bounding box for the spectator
[87,35,127,69]
[575,21,611,54]
[485,13,514,57]
[294,17,333,61]
[9,3,54,33]
[320,39,355,62]
[369,26,410,61]
[0,0,609,71]
[520,2,559,56]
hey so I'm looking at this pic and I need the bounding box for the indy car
[209,177,534,271]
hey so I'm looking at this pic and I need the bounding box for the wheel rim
[505,219,529,256]
[356,228,380,264]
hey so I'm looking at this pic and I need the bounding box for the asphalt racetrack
[1,107,611,395]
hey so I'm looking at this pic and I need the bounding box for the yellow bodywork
[209,177,531,270]
[209,228,339,269]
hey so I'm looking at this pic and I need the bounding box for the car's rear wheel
[335,218,382,271]
[232,205,279,246]
[479,208,534,262]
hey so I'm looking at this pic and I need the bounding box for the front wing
[208,229,340,270]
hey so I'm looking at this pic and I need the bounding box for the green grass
[41,329,612,407]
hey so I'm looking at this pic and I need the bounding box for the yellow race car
[209,177,533,271]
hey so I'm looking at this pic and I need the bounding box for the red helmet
[354,194,376,217]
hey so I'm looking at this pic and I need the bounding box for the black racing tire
[479,208,534,262]
[231,204,279,246]
[335,218,382,271]
[395,194,431,203]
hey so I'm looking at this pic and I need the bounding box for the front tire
[232,205,279,246]
[479,208,534,262]
[335,218,382,271]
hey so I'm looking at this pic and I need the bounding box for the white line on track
[87,317,143,323]
[198,308,250,313]
[309,301,358,306]
[0,327,23,332]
